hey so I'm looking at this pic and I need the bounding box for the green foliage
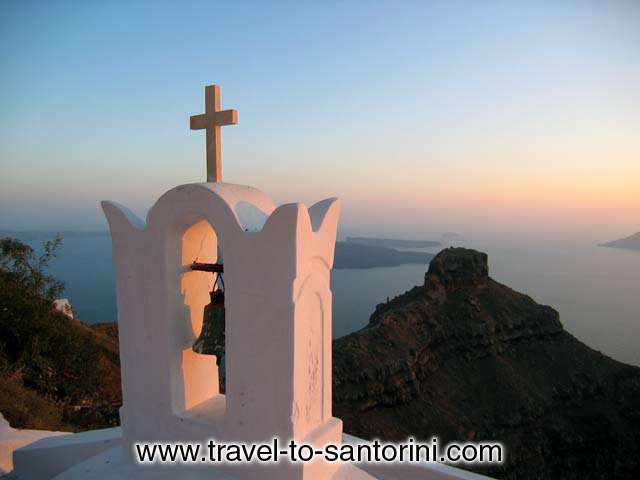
[0,235,64,301]
[0,236,100,402]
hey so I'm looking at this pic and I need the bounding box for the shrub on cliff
[0,236,120,430]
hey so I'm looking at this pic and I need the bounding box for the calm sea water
[11,232,640,367]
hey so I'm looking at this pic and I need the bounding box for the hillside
[333,248,640,479]
[0,311,121,432]
[0,237,120,432]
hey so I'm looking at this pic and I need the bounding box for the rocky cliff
[333,248,640,479]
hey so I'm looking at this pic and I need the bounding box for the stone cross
[190,85,238,182]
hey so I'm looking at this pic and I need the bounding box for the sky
[1,0,638,240]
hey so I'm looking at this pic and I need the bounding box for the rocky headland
[333,248,640,479]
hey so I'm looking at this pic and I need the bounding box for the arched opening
[176,219,226,415]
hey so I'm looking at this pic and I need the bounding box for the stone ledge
[11,427,121,479]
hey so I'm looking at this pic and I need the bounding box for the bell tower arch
[103,182,345,479]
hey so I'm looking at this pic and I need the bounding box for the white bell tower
[102,85,370,479]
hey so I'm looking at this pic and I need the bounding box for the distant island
[599,232,640,251]
[334,241,432,269]
[345,236,441,249]
[441,231,460,239]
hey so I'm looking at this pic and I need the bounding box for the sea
[5,231,640,367]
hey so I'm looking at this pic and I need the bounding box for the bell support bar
[190,262,224,273]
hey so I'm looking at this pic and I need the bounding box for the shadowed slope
[333,248,640,479]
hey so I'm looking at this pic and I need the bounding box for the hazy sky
[1,1,638,240]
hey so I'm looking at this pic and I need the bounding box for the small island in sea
[345,236,441,249]
[599,231,640,251]
[335,236,439,269]
[334,241,432,269]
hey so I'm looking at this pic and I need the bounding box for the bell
[210,289,225,308]
[192,273,225,366]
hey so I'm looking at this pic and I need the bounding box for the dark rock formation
[333,248,640,479]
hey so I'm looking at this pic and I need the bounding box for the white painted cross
[190,85,238,182]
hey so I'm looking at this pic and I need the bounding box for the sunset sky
[1,1,638,240]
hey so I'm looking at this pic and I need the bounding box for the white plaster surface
[51,446,236,480]
[52,299,73,319]
[4,430,490,480]
[10,427,121,479]
[49,445,376,480]
[101,182,347,479]
[0,414,69,475]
